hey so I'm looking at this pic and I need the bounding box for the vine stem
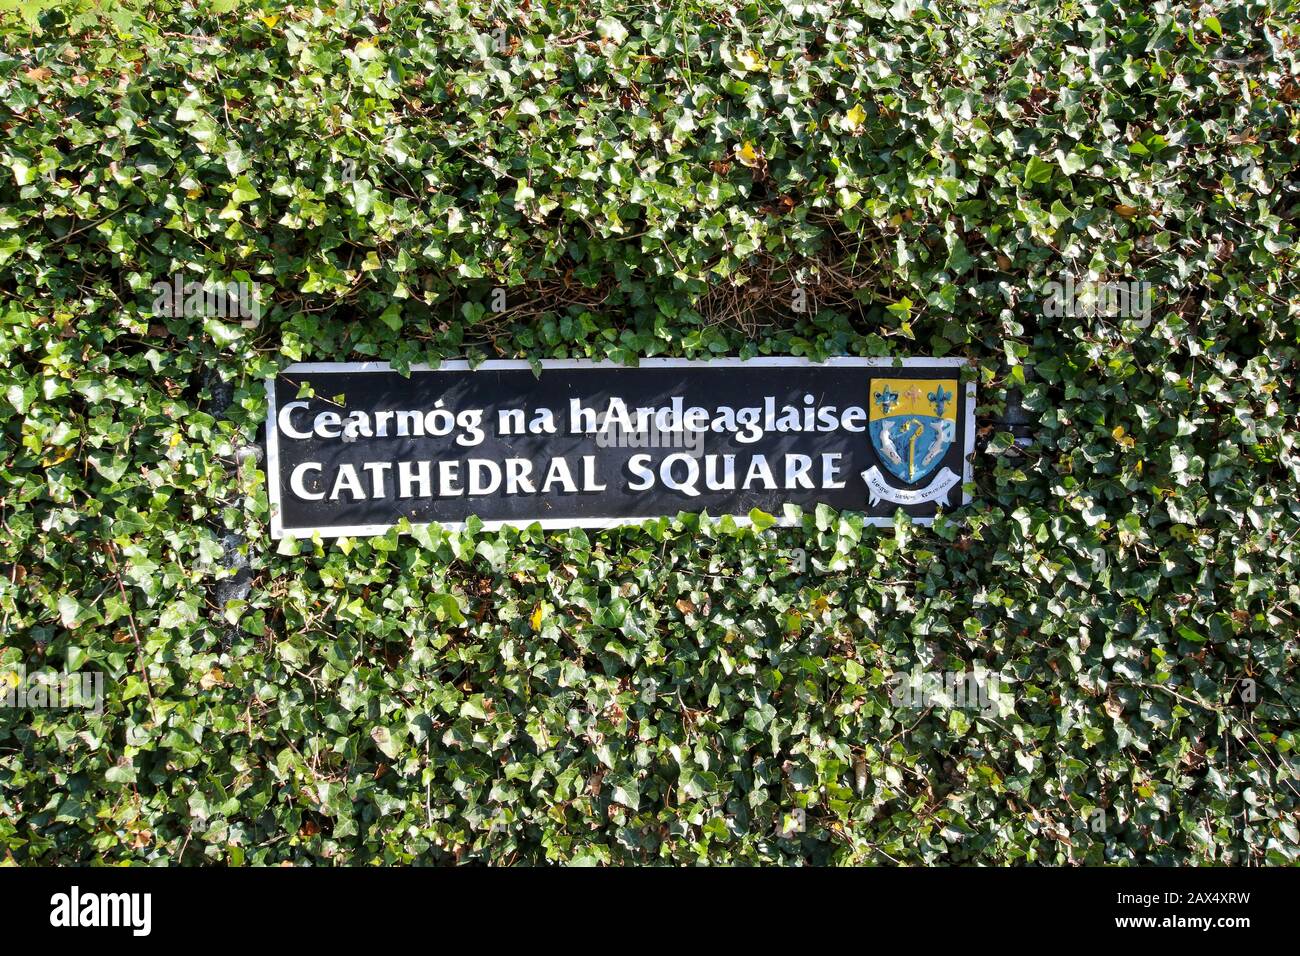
[103,540,153,704]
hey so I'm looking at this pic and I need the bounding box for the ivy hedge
[1,0,1298,865]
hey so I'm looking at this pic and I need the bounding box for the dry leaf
[735,140,763,168]
[1104,692,1124,719]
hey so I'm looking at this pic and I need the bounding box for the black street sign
[264,359,976,538]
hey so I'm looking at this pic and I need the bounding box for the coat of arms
[863,378,962,508]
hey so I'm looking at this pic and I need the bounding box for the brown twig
[102,540,152,703]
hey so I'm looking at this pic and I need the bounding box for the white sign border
[265,357,976,539]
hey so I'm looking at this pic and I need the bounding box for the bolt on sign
[264,358,976,538]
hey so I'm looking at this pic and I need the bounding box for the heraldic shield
[868,379,958,484]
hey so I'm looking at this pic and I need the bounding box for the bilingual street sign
[264,358,976,538]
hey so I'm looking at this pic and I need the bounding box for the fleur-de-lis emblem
[874,385,899,414]
[928,385,953,417]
